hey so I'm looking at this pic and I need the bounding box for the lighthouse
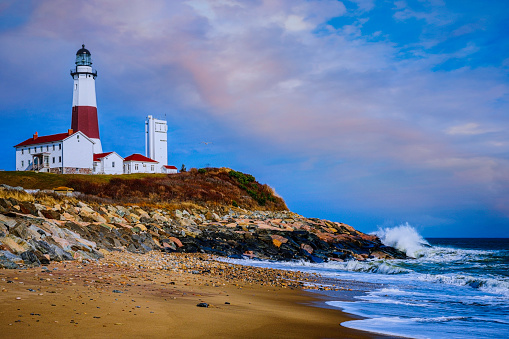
[70,45,102,153]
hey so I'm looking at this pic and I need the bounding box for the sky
[0,0,508,237]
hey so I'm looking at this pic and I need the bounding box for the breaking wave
[417,273,509,298]
[375,223,430,258]
[343,259,410,274]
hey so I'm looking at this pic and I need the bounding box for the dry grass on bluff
[0,168,288,211]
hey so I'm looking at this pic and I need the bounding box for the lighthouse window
[59,156,61,163]
[21,149,24,155]
[21,161,24,167]
[52,157,55,163]
[53,145,55,151]
[75,84,77,90]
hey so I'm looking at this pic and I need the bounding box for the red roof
[164,165,177,169]
[15,132,71,147]
[124,153,158,163]
[93,152,113,161]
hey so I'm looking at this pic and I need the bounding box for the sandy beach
[0,252,386,338]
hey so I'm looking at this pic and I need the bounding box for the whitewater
[224,224,509,339]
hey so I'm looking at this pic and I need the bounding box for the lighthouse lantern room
[70,44,102,153]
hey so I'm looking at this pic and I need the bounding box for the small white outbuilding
[93,152,124,175]
[162,165,178,174]
[123,153,159,174]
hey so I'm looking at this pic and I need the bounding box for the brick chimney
[68,129,73,136]
[33,132,38,140]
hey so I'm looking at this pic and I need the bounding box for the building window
[28,148,31,154]
[135,164,138,171]
[59,144,61,150]
[151,165,154,171]
[53,145,55,151]
[46,145,49,151]
[59,156,61,163]
[40,146,43,152]
[112,161,115,168]
[28,160,31,165]
[52,157,55,163]
[21,161,24,167]
[21,149,24,155]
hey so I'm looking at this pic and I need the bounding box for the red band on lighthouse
[71,106,100,139]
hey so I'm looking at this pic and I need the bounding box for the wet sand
[0,252,389,338]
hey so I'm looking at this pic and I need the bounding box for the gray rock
[21,250,41,266]
[0,254,19,269]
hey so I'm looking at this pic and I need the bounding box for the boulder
[0,254,19,269]
[18,202,38,216]
[300,243,314,255]
[40,209,61,220]
[168,237,183,248]
[0,214,17,229]
[21,250,41,266]
[271,235,288,248]
[0,235,32,254]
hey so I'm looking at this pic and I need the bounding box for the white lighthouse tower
[145,115,168,168]
[70,45,102,153]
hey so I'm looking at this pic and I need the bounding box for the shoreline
[0,251,395,338]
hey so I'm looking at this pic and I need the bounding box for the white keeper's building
[15,130,94,174]
[14,45,178,175]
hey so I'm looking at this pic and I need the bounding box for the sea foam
[375,223,430,258]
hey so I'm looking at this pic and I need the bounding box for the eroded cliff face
[0,188,406,269]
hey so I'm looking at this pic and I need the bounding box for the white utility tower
[145,115,168,167]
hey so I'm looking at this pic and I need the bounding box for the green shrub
[229,170,255,185]
[228,170,278,206]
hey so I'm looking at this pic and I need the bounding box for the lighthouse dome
[76,44,91,55]
[75,44,92,66]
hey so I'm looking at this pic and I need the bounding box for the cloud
[348,0,375,12]
[393,0,452,26]
[446,123,498,136]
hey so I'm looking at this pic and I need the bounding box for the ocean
[224,225,509,339]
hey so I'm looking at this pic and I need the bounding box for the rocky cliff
[0,184,406,269]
